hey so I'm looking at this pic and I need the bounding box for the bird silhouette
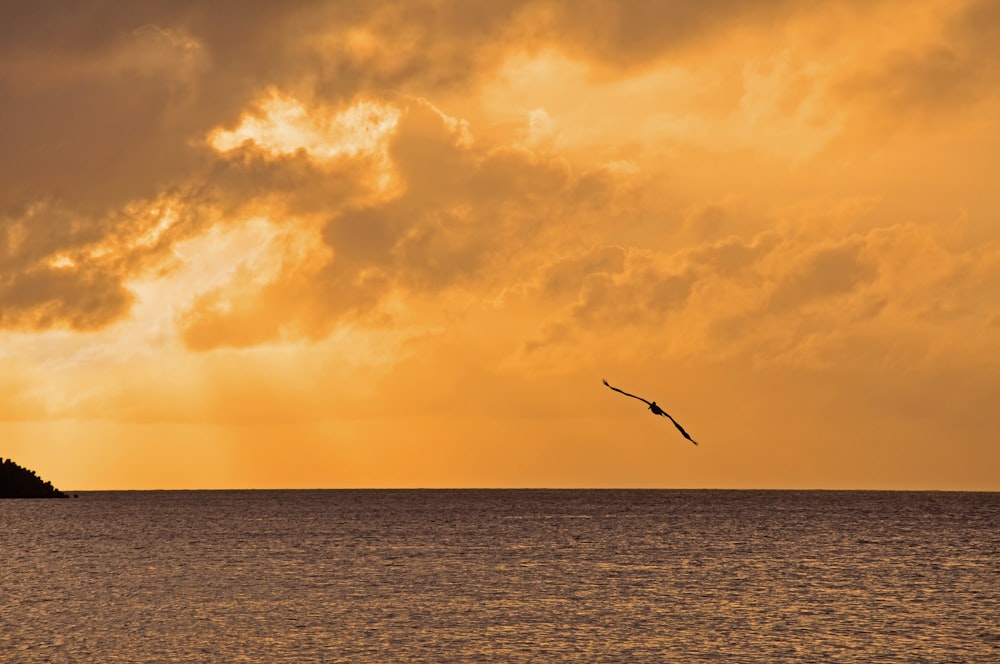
[603,379,699,445]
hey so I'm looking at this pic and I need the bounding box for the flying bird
[603,379,699,445]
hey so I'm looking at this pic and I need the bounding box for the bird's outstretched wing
[602,379,652,406]
[662,413,698,446]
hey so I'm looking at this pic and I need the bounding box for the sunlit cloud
[208,90,401,164]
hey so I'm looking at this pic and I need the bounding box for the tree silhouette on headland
[0,458,68,498]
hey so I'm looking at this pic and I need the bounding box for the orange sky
[2,1,998,490]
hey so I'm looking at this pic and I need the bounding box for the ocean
[1,490,996,662]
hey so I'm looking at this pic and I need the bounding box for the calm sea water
[1,490,997,662]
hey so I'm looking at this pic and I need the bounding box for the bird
[602,379,699,445]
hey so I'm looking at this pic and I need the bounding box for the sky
[2,0,998,490]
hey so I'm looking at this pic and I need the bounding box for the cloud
[175,97,631,350]
[5,0,992,340]
[520,209,1000,377]
[207,91,401,166]
[571,256,696,328]
[824,3,1000,139]
[3,0,991,213]
[764,238,876,314]
[0,3,361,334]
[0,18,217,212]
[525,0,802,68]
[0,265,134,332]
[683,232,778,278]
[540,245,627,299]
[0,194,206,331]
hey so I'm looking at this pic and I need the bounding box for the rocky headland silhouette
[1,457,68,498]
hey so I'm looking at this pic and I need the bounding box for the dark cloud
[0,188,213,331]
[0,1,381,332]
[309,1,532,97]
[1,204,124,331]
[532,235,783,340]
[570,259,696,328]
[530,0,800,69]
[0,0,919,215]
[682,202,734,240]
[0,2,336,211]
[0,265,134,331]
[513,257,695,355]
[835,0,1000,125]
[541,245,626,298]
[0,76,204,211]
[202,147,377,221]
[526,226,898,365]
[0,4,260,330]
[766,239,876,313]
[684,232,778,278]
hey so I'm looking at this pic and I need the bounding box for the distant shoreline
[0,458,69,499]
